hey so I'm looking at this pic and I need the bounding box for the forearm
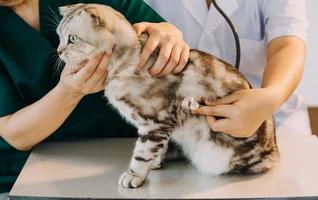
[262,36,306,108]
[0,83,82,151]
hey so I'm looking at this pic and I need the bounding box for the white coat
[144,0,312,136]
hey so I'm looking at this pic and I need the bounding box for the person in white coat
[137,0,312,137]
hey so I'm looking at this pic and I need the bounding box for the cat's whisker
[42,18,59,29]
[41,27,59,33]
[51,55,65,79]
[50,55,59,79]
[50,49,63,77]
[48,54,57,66]
[52,55,59,69]
[48,48,58,54]
[43,13,59,23]
[57,58,65,71]
[47,6,61,25]
[41,22,58,30]
[42,8,60,28]
[47,49,56,60]
[41,24,58,34]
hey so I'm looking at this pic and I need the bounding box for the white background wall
[298,0,318,106]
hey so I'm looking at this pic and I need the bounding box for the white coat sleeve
[262,0,308,45]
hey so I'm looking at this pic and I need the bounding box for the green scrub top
[0,0,164,192]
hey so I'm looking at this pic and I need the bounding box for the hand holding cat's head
[56,4,137,66]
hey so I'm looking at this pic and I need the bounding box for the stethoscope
[212,0,241,70]
[181,0,242,110]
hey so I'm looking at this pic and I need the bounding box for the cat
[56,4,279,188]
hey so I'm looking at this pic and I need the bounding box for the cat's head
[56,4,137,66]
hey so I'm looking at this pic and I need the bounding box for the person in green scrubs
[0,0,190,193]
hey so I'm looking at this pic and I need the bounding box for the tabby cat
[56,4,279,188]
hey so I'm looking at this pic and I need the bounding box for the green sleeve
[0,61,24,118]
[0,145,29,193]
[94,0,165,23]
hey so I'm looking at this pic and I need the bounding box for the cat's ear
[83,8,106,28]
[59,4,84,16]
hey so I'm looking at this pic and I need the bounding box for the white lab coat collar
[182,0,208,27]
[183,0,239,29]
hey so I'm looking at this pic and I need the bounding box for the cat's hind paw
[118,170,145,188]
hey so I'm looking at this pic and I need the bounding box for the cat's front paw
[118,170,146,188]
[150,159,163,170]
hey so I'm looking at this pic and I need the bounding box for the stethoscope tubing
[212,0,241,70]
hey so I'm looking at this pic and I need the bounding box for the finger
[206,116,217,128]
[85,53,110,87]
[138,34,160,70]
[79,59,89,67]
[91,68,109,92]
[84,53,106,81]
[92,53,110,78]
[72,59,89,74]
[133,22,148,36]
[173,46,190,74]
[61,63,73,76]
[101,69,108,85]
[158,46,182,76]
[62,59,86,76]
[76,53,104,83]
[149,42,174,76]
[205,93,239,106]
[211,118,232,133]
[192,105,232,117]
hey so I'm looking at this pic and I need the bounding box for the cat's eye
[68,35,78,44]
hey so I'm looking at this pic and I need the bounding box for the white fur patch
[172,118,233,175]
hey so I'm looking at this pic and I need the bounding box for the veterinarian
[0,0,189,196]
[143,0,312,138]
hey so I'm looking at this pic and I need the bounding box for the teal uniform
[0,0,163,192]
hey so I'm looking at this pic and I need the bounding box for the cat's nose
[57,47,65,56]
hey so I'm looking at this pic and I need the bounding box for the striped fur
[57,4,279,188]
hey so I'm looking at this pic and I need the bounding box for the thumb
[133,22,149,36]
[205,92,239,106]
